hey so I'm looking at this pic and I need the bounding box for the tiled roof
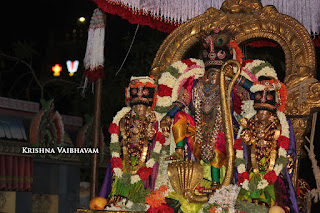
[0,115,27,141]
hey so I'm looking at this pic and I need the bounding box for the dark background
[1,0,320,212]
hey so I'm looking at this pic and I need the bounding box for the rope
[115,24,140,76]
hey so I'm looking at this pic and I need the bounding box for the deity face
[253,90,276,112]
[256,110,271,124]
[204,69,220,85]
[132,104,148,118]
[129,84,155,107]
[253,79,277,112]
[202,29,233,70]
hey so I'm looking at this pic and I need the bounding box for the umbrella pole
[90,78,103,199]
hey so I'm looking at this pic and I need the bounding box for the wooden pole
[90,78,103,199]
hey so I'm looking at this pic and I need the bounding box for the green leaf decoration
[154,106,170,113]
[276,156,288,166]
[248,179,258,192]
[235,158,246,167]
[128,203,148,211]
[118,173,131,186]
[250,62,274,75]
[235,200,268,213]
[131,188,151,203]
[110,142,121,153]
[165,66,180,78]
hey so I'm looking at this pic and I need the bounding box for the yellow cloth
[172,113,226,169]
[172,114,195,143]
[167,192,204,213]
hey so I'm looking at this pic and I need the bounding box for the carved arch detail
[151,6,316,89]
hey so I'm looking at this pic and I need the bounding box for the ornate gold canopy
[151,0,320,188]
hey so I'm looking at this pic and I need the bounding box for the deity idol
[159,29,248,185]
[235,60,298,212]
[99,76,166,210]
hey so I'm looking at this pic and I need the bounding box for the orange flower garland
[229,40,243,63]
[145,185,168,208]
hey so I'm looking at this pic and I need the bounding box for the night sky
[3,0,95,44]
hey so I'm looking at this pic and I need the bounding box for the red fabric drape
[93,0,178,33]
[0,155,33,191]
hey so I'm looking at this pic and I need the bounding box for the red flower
[278,136,290,151]
[296,185,301,196]
[237,172,249,184]
[157,84,172,97]
[182,59,197,67]
[110,157,123,170]
[155,132,165,145]
[137,166,153,181]
[146,204,174,213]
[264,170,277,185]
[109,123,120,136]
[84,66,104,82]
[209,206,216,213]
[158,185,168,193]
[233,87,243,114]
[234,138,243,150]
[241,59,254,68]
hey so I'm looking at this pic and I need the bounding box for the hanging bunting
[93,0,319,35]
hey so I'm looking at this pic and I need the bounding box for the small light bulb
[79,17,85,22]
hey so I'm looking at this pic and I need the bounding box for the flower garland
[235,109,290,191]
[240,60,277,82]
[155,58,205,111]
[109,107,165,184]
[229,40,243,63]
[201,185,243,213]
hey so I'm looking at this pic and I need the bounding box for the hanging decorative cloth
[83,8,105,87]
[93,0,319,35]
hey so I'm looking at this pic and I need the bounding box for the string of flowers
[155,58,205,110]
[108,107,166,184]
[235,106,290,191]
[201,185,243,213]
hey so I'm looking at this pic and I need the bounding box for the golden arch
[151,5,316,88]
[150,0,320,190]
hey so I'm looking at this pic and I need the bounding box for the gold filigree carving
[221,0,262,14]
[289,118,309,189]
[151,1,316,89]
[168,160,208,202]
[286,80,320,116]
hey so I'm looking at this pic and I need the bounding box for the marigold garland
[229,40,244,63]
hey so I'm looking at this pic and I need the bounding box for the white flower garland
[157,72,177,87]
[250,81,281,93]
[156,96,172,107]
[255,66,278,79]
[202,185,241,213]
[156,58,204,108]
[109,107,164,183]
[236,108,290,191]
[130,76,155,84]
[171,66,204,102]
[110,107,131,145]
[241,59,278,81]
